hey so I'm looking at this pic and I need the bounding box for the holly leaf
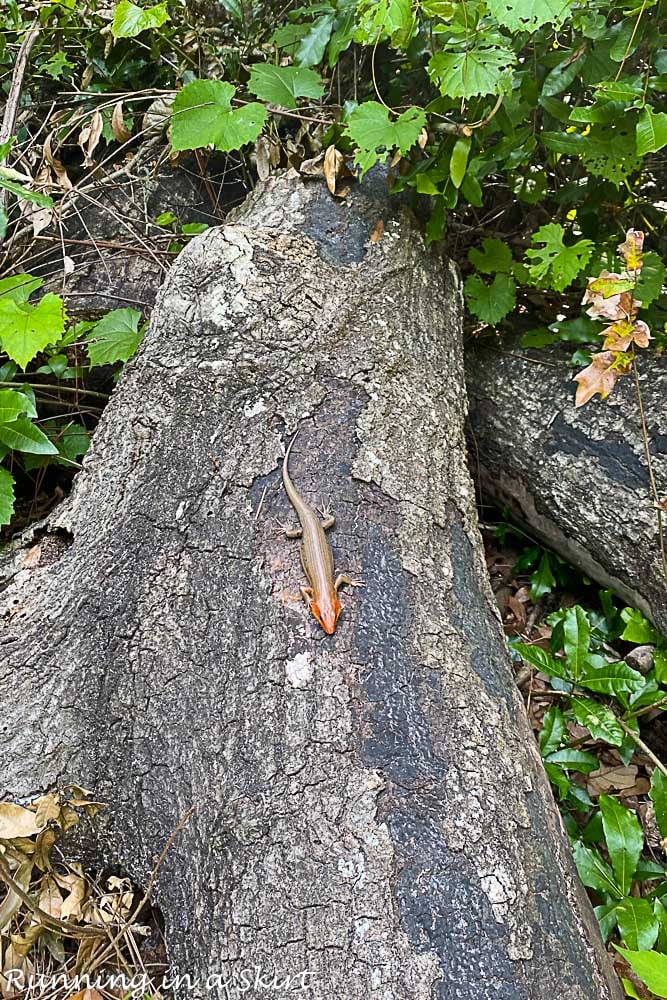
[247,64,324,110]
[563,605,590,681]
[0,466,15,527]
[578,656,645,697]
[468,238,513,274]
[513,642,572,682]
[347,102,426,177]
[636,106,667,156]
[525,223,594,291]
[573,842,623,898]
[539,706,567,756]
[86,308,144,366]
[0,417,59,455]
[428,46,515,99]
[650,770,667,842]
[111,1,169,38]
[171,80,267,153]
[530,550,556,599]
[486,0,575,32]
[0,292,66,370]
[463,272,516,325]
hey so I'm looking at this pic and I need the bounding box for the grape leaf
[247,64,324,110]
[347,102,426,176]
[0,292,66,370]
[525,223,594,291]
[0,418,59,455]
[0,274,44,304]
[86,308,144,366]
[0,466,15,527]
[428,46,515,99]
[463,272,516,325]
[634,251,666,305]
[171,80,267,153]
[111,1,169,38]
[468,238,513,275]
[487,0,575,32]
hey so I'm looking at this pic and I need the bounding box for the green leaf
[0,389,35,424]
[525,223,594,291]
[86,308,144,366]
[428,46,515,99]
[539,706,567,756]
[621,607,659,645]
[637,107,667,156]
[650,770,667,841]
[514,642,571,682]
[544,748,600,773]
[0,466,15,527]
[23,420,91,470]
[563,605,590,681]
[155,210,177,226]
[487,0,575,32]
[573,841,623,898]
[171,80,267,153]
[295,14,334,67]
[181,222,209,235]
[579,657,645,697]
[247,64,324,110]
[616,948,667,997]
[530,550,556,600]
[595,78,645,102]
[111,0,169,38]
[571,697,624,746]
[0,274,43,304]
[40,51,73,80]
[0,176,53,208]
[616,898,660,952]
[0,292,66,370]
[347,103,426,177]
[450,136,470,188]
[0,417,59,456]
[655,649,667,685]
[463,272,516,325]
[0,206,7,240]
[634,252,666,306]
[468,238,513,274]
[600,794,643,895]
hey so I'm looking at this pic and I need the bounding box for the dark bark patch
[545,415,648,490]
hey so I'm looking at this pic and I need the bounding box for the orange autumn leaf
[601,319,651,351]
[618,228,645,271]
[574,351,631,407]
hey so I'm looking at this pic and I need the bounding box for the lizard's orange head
[311,594,342,635]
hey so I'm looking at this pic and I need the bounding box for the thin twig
[632,355,667,583]
[617,716,667,780]
[0,23,40,231]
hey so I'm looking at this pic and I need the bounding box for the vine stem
[617,716,667,781]
[632,354,667,584]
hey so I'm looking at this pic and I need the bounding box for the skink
[281,432,362,634]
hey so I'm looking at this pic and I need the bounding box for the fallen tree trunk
[465,340,667,635]
[1,172,621,999]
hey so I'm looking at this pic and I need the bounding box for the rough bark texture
[1,172,622,999]
[465,341,666,635]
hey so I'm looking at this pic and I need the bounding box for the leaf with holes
[487,0,575,32]
[526,223,594,291]
[428,46,515,99]
[171,80,266,153]
[247,64,324,110]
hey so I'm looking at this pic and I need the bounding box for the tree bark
[465,340,666,635]
[0,171,622,999]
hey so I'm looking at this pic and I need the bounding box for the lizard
[280,431,363,635]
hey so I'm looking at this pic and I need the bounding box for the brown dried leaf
[38,876,63,919]
[255,135,271,182]
[299,150,325,177]
[111,101,131,143]
[369,219,385,243]
[573,350,631,407]
[33,827,57,872]
[33,794,60,831]
[582,271,639,321]
[43,133,72,191]
[0,859,33,934]
[601,319,651,351]
[10,924,44,957]
[58,867,87,921]
[0,804,43,840]
[78,111,103,166]
[587,763,639,796]
[323,144,344,195]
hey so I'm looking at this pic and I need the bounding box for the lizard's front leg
[300,586,314,608]
[334,573,364,591]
